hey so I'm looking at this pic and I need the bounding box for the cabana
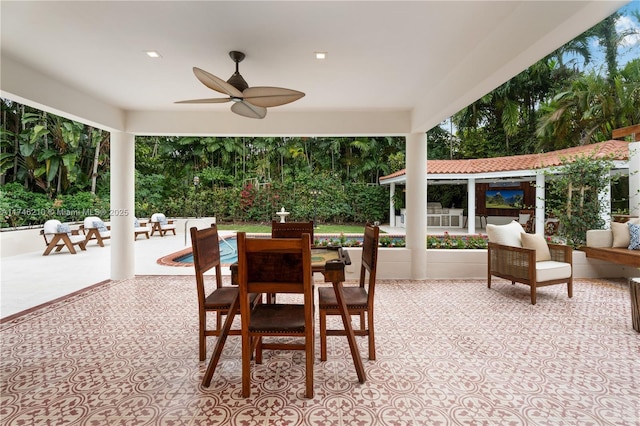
[380,140,638,235]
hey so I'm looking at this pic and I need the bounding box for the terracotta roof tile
[380,140,631,181]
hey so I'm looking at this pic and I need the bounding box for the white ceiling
[0,1,628,136]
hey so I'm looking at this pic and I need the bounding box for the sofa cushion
[521,233,551,261]
[612,221,631,248]
[586,229,613,248]
[629,223,640,250]
[536,261,572,282]
[486,221,524,247]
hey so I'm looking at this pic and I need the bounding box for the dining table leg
[201,294,239,387]
[331,280,366,383]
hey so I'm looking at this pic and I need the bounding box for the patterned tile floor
[1,276,639,425]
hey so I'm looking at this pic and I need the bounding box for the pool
[174,237,239,264]
[159,233,405,267]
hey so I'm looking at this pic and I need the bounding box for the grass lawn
[215,223,374,234]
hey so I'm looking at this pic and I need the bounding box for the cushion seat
[536,261,572,282]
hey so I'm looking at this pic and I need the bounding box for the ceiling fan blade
[193,67,243,98]
[231,101,267,119]
[243,87,305,107]
[174,98,231,104]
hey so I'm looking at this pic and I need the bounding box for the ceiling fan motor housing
[227,51,249,91]
[227,72,249,92]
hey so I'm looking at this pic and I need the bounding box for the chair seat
[68,234,86,244]
[160,224,176,230]
[249,304,306,333]
[318,286,368,309]
[536,261,572,282]
[204,288,259,310]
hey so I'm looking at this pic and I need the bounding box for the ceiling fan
[176,51,305,119]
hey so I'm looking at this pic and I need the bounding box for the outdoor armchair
[41,220,87,255]
[150,213,176,237]
[81,216,111,247]
[133,217,151,240]
[487,220,572,305]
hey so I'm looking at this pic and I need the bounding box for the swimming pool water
[174,238,239,264]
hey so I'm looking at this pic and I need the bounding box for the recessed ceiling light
[315,51,327,60]
[145,50,162,58]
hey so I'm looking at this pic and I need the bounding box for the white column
[600,180,611,227]
[406,132,427,279]
[110,131,135,280]
[467,178,476,234]
[630,142,640,216]
[389,182,396,227]
[535,173,545,235]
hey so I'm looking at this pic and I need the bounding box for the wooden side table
[631,278,640,333]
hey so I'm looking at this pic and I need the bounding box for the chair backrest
[83,216,101,229]
[360,223,380,294]
[237,232,312,297]
[271,220,314,243]
[151,213,166,223]
[43,219,62,235]
[190,225,223,306]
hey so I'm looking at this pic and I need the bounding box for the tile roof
[380,140,631,181]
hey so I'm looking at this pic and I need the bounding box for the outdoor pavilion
[0,1,630,282]
[380,139,639,235]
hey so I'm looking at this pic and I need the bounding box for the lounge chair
[81,216,111,247]
[40,220,87,255]
[134,217,151,240]
[487,220,573,305]
[150,213,176,237]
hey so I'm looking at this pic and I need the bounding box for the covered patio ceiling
[0,1,628,136]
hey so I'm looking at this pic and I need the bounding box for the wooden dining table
[201,246,366,386]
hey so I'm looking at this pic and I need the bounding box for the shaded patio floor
[1,275,638,424]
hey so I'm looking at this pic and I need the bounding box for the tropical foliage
[545,154,618,248]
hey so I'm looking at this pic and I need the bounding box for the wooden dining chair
[318,223,379,361]
[190,225,260,361]
[237,232,315,398]
[268,220,314,303]
[271,220,314,240]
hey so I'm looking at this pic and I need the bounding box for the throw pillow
[628,223,640,250]
[486,220,524,247]
[93,220,108,233]
[56,223,71,235]
[611,221,631,248]
[134,217,140,227]
[520,232,552,262]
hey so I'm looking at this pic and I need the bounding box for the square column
[110,131,135,280]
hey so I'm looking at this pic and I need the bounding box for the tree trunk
[90,127,101,194]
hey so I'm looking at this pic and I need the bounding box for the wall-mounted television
[485,189,524,210]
